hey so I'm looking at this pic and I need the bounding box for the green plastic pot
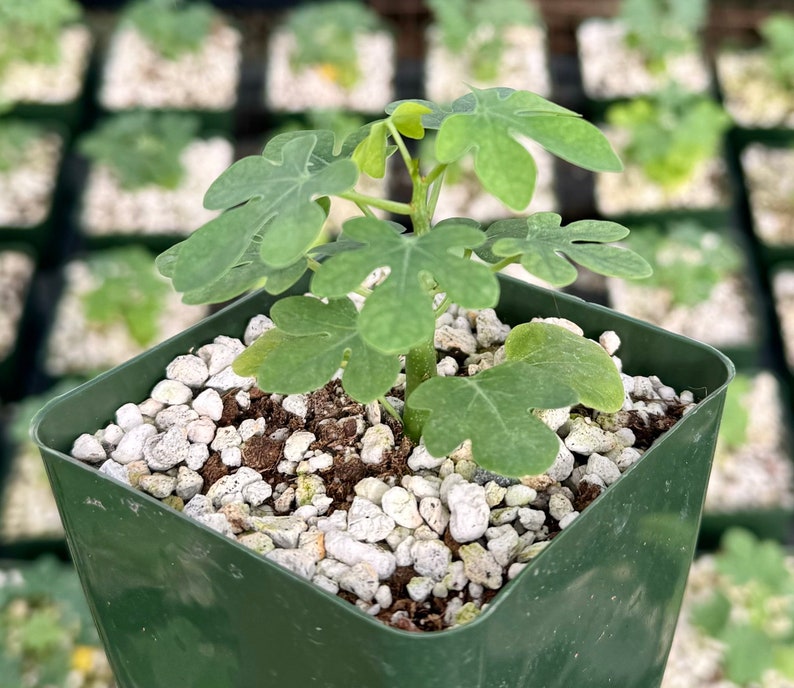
[31,276,734,688]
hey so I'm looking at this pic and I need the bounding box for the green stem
[340,190,412,216]
[403,337,437,441]
[385,119,414,171]
[379,396,402,423]
[489,255,519,273]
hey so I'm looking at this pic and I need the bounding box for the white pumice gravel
[595,127,730,217]
[741,144,794,248]
[265,29,395,112]
[99,22,241,111]
[79,138,235,237]
[576,18,711,100]
[423,24,551,104]
[773,270,794,373]
[607,272,759,352]
[69,303,695,630]
[715,49,794,129]
[0,25,92,105]
[0,250,35,360]
[0,131,63,228]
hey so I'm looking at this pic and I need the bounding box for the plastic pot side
[32,276,734,688]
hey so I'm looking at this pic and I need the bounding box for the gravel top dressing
[69,303,692,632]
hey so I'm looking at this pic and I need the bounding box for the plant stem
[403,337,438,441]
[379,396,402,422]
[489,255,519,273]
[340,190,412,216]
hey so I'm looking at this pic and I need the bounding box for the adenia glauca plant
[157,87,652,479]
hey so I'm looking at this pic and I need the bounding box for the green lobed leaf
[311,216,498,353]
[406,361,578,476]
[434,88,623,210]
[722,624,775,685]
[487,212,652,286]
[169,199,272,293]
[717,528,790,591]
[232,296,401,403]
[504,321,625,412]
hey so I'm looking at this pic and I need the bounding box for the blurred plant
[0,0,81,76]
[714,373,752,454]
[618,0,707,72]
[0,556,113,687]
[690,528,794,685]
[78,111,199,190]
[285,1,383,90]
[124,0,214,60]
[759,13,794,90]
[82,246,170,347]
[0,120,44,173]
[427,0,538,83]
[606,86,730,190]
[622,221,743,307]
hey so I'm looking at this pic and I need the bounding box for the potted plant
[606,219,763,367]
[265,0,396,113]
[96,0,242,133]
[699,371,794,546]
[0,0,92,129]
[0,381,81,549]
[662,528,794,687]
[32,87,733,687]
[576,0,711,105]
[423,0,550,104]
[740,140,794,264]
[76,110,234,251]
[0,246,37,401]
[42,245,209,379]
[715,12,794,136]
[0,119,65,261]
[0,556,114,687]
[595,86,732,221]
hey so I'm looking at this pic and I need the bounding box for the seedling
[759,13,794,90]
[0,0,81,77]
[83,246,171,347]
[124,0,214,61]
[285,1,383,90]
[78,111,199,191]
[0,120,43,173]
[618,0,707,71]
[158,87,651,478]
[622,221,743,307]
[427,0,539,83]
[690,528,794,685]
[715,374,752,454]
[0,557,107,687]
[606,86,730,190]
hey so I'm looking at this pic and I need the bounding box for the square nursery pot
[31,275,733,688]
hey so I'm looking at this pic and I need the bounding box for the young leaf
[389,101,433,139]
[434,88,623,209]
[406,361,579,476]
[717,528,790,591]
[311,216,498,353]
[232,296,401,403]
[504,322,625,412]
[352,120,390,178]
[486,212,652,286]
